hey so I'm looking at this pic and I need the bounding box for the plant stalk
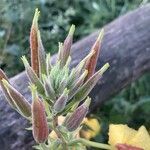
[69,138,111,149]
[52,116,68,150]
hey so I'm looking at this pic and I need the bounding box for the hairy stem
[52,116,68,150]
[69,138,111,149]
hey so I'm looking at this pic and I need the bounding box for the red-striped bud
[22,56,45,95]
[85,29,104,81]
[64,97,91,131]
[116,144,143,150]
[37,30,46,75]
[68,70,88,100]
[30,8,40,76]
[43,75,56,100]
[2,79,31,117]
[61,25,75,67]
[67,51,94,89]
[74,63,109,103]
[31,85,49,143]
[0,69,16,108]
[53,89,69,112]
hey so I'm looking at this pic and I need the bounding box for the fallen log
[0,4,150,150]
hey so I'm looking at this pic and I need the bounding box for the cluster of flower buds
[0,8,109,149]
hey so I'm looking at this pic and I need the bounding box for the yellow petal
[58,116,65,125]
[80,130,93,139]
[49,116,65,139]
[129,126,150,150]
[49,130,58,139]
[108,124,136,148]
[83,118,101,137]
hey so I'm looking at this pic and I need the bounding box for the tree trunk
[0,4,150,150]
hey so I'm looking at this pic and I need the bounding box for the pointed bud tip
[69,24,75,36]
[21,56,29,67]
[58,42,63,51]
[29,84,38,100]
[59,42,63,46]
[33,8,40,21]
[99,63,110,75]
[97,28,104,41]
[84,97,91,107]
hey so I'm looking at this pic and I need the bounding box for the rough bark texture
[0,4,150,150]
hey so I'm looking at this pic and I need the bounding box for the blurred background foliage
[0,0,150,146]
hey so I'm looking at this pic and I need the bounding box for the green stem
[69,138,111,150]
[52,116,68,150]
[40,143,48,150]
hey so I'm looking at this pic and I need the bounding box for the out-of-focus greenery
[0,0,147,76]
[93,73,150,145]
[0,0,150,147]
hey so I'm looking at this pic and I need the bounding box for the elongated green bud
[43,75,56,100]
[74,63,109,103]
[21,56,45,95]
[68,70,88,100]
[58,42,63,61]
[57,75,68,94]
[67,50,94,88]
[53,89,69,112]
[30,8,40,76]
[37,30,46,75]
[85,29,104,81]
[31,85,49,143]
[2,79,31,117]
[61,25,75,67]
[0,69,16,108]
[75,49,95,74]
[65,97,91,131]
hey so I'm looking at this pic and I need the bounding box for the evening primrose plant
[1,8,149,150]
[0,8,110,150]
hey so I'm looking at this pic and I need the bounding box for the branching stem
[52,116,68,150]
[68,138,111,149]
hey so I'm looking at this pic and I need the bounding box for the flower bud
[37,30,46,75]
[31,85,49,143]
[30,8,40,76]
[116,144,143,150]
[58,42,63,62]
[21,56,45,95]
[75,49,95,75]
[2,79,31,117]
[0,69,16,108]
[61,25,75,67]
[67,50,94,89]
[68,70,88,100]
[53,89,69,113]
[85,29,104,81]
[64,97,91,132]
[74,63,109,103]
[43,75,56,100]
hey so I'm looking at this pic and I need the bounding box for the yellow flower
[80,118,101,139]
[108,124,150,150]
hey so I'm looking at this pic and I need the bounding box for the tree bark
[0,4,150,150]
